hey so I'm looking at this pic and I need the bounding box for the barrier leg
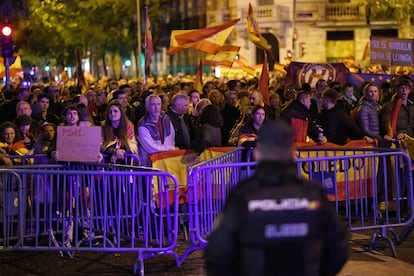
[133,252,144,275]
[368,227,398,257]
[399,223,414,243]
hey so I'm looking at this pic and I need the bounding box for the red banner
[285,62,349,89]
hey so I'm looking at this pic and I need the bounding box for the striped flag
[204,45,241,67]
[144,6,154,70]
[168,21,237,55]
[174,18,239,45]
[246,3,272,56]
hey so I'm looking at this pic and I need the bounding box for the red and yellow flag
[0,55,23,78]
[205,45,241,67]
[194,59,203,92]
[174,18,239,45]
[259,54,270,105]
[246,3,272,56]
[144,6,154,70]
[168,21,237,55]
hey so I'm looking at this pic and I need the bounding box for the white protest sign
[57,126,101,162]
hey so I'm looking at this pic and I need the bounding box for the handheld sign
[57,126,101,162]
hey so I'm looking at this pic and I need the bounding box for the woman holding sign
[101,100,138,164]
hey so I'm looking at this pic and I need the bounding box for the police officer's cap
[257,120,295,148]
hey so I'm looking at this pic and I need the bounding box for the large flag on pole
[259,53,270,105]
[144,6,154,70]
[174,18,240,45]
[204,45,241,67]
[168,19,239,55]
[194,59,203,92]
[246,3,273,57]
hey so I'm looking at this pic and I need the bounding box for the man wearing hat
[205,120,349,275]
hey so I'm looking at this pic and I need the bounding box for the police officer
[205,120,349,275]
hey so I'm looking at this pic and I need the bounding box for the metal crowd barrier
[180,147,244,263]
[0,162,179,275]
[180,148,413,262]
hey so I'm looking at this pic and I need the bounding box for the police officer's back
[205,120,349,276]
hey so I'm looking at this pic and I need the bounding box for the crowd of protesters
[0,71,413,166]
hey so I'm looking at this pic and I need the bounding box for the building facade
[164,0,411,75]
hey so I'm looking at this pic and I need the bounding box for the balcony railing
[324,3,365,21]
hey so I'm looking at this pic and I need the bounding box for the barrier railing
[180,147,244,263]
[0,163,179,275]
[181,148,413,262]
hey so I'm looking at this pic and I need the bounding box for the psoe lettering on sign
[62,127,87,137]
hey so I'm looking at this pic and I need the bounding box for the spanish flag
[144,6,154,70]
[0,55,23,78]
[174,18,239,45]
[246,3,272,56]
[259,53,270,105]
[168,22,237,55]
[205,45,241,67]
[194,59,203,92]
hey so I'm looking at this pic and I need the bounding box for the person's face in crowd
[190,92,200,106]
[17,102,32,116]
[252,108,265,127]
[366,85,379,102]
[397,85,411,101]
[116,93,129,107]
[48,86,59,102]
[122,87,132,99]
[77,95,89,106]
[65,109,79,126]
[18,89,30,101]
[344,86,355,99]
[38,97,50,112]
[108,105,122,124]
[146,97,162,121]
[300,94,312,110]
[226,93,238,107]
[173,98,189,115]
[316,81,328,95]
[249,91,262,106]
[96,91,107,106]
[284,87,297,101]
[209,92,222,105]
[321,96,332,110]
[2,127,15,145]
[270,95,281,109]
[19,124,30,137]
[86,91,97,105]
[43,125,56,140]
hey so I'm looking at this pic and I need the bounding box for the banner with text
[370,37,414,67]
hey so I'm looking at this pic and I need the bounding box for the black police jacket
[205,161,349,276]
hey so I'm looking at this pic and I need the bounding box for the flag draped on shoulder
[246,3,272,56]
[259,54,270,105]
[144,6,154,70]
[204,45,241,67]
[168,19,239,55]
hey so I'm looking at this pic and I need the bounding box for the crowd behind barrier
[1,144,414,273]
[181,146,414,262]
[0,162,180,275]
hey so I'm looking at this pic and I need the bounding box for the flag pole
[136,0,142,78]
[143,6,148,88]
